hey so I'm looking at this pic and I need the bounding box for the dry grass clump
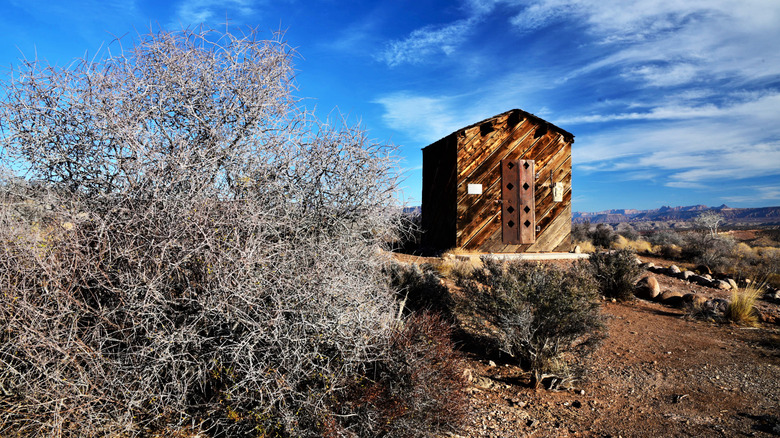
[724,285,763,326]
[574,240,596,253]
[611,235,653,253]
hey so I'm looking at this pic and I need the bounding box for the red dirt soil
[390,253,780,437]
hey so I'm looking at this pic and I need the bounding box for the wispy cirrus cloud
[376,17,477,67]
[171,0,256,27]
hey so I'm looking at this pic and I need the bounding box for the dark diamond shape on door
[524,220,531,228]
[522,182,530,190]
[507,206,515,213]
[506,183,514,190]
[523,161,530,169]
[507,162,514,169]
[507,220,515,228]
[523,206,531,214]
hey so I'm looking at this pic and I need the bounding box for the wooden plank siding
[421,108,574,253]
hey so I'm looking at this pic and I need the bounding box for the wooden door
[501,159,535,245]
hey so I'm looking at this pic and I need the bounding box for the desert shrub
[616,224,639,241]
[611,235,653,253]
[334,312,468,437]
[571,221,592,243]
[591,223,618,249]
[724,285,762,326]
[0,26,414,437]
[682,232,735,272]
[647,230,685,247]
[466,259,603,382]
[386,261,453,319]
[588,248,644,300]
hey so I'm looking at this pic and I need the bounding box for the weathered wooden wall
[421,134,458,250]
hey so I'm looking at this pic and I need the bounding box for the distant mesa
[573,204,780,226]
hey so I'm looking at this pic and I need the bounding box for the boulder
[659,290,684,307]
[727,278,738,290]
[714,280,731,290]
[636,276,661,300]
[690,275,713,287]
[573,245,582,254]
[669,265,681,274]
[682,293,707,308]
[641,262,655,270]
[681,271,695,281]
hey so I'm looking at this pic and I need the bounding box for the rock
[691,275,713,287]
[488,360,497,367]
[704,274,713,281]
[635,276,661,300]
[573,245,582,254]
[727,278,738,290]
[682,293,707,307]
[669,265,681,274]
[714,280,731,290]
[641,262,655,270]
[681,271,695,281]
[659,290,684,307]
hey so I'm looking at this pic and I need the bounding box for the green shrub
[467,259,603,383]
[588,248,644,300]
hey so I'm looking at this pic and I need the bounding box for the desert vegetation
[574,214,780,288]
[0,26,469,437]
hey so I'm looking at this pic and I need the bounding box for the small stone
[573,245,582,254]
[488,360,497,367]
[727,278,738,290]
[682,271,695,281]
[669,264,681,274]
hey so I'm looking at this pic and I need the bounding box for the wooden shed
[421,108,574,253]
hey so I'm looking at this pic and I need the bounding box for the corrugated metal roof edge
[421,108,575,150]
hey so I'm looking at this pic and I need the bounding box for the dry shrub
[334,312,468,437]
[0,26,411,437]
[724,285,762,326]
[466,259,604,383]
[386,262,453,319]
[588,248,644,300]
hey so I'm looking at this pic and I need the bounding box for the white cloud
[172,0,256,27]
[377,18,477,67]
[373,93,463,143]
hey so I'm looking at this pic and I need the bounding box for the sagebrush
[588,248,644,300]
[465,259,604,385]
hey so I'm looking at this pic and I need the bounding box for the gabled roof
[422,108,574,150]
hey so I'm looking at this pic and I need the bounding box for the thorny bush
[465,259,604,386]
[0,26,421,437]
[332,312,468,437]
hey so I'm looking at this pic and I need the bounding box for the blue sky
[1,0,778,212]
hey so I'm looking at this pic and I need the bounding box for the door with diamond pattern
[500,159,535,244]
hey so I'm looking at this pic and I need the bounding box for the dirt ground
[398,253,780,437]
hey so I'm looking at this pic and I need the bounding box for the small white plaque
[467,184,482,195]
